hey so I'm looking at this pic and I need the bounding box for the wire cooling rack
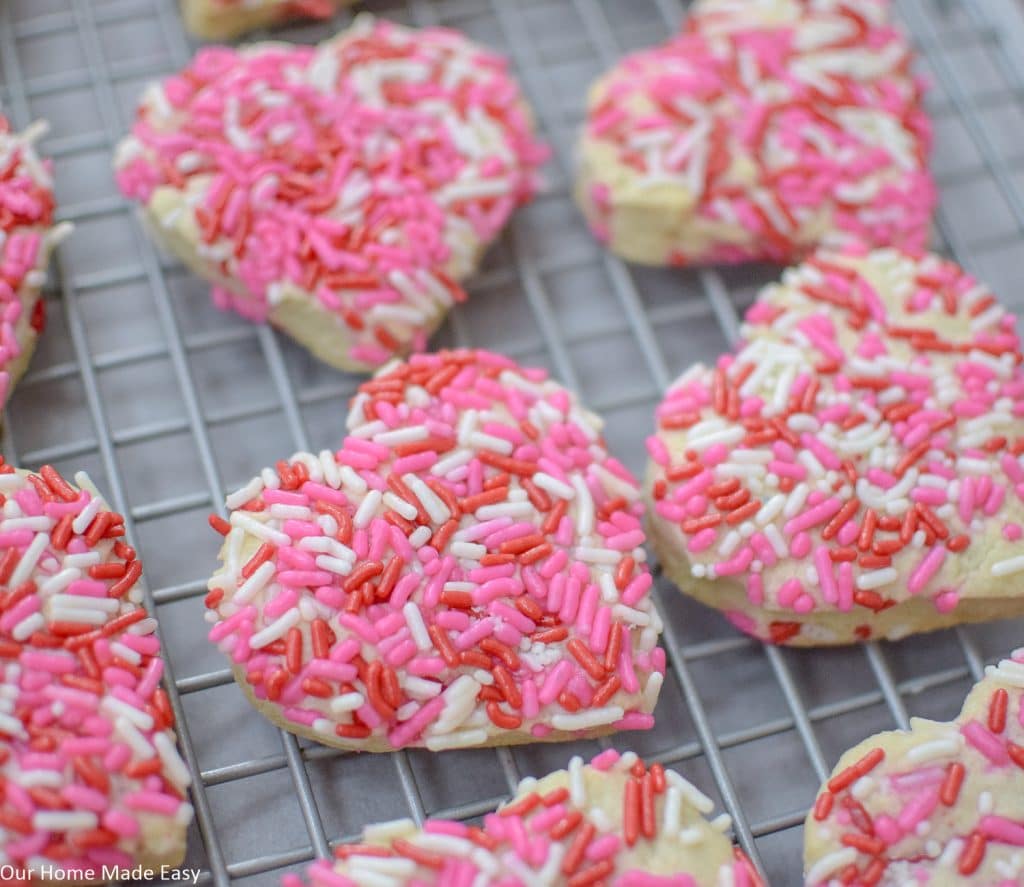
[2,0,1024,883]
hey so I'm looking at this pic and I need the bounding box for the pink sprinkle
[961,720,1009,765]
[908,547,945,595]
[981,816,1024,847]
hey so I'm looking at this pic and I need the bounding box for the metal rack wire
[2,0,1023,883]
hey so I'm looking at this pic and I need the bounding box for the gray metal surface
[1,0,1023,883]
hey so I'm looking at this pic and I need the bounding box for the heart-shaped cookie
[286,750,761,887]
[576,0,935,267]
[206,349,665,750]
[116,16,546,372]
[0,462,192,881]
[0,116,67,411]
[806,648,1024,885]
[180,0,352,40]
[647,245,1024,646]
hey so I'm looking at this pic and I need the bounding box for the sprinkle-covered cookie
[647,246,1024,646]
[0,116,68,412]
[116,16,546,372]
[0,462,192,881]
[206,349,664,750]
[285,750,761,887]
[806,648,1024,886]
[576,0,935,267]
[180,0,352,41]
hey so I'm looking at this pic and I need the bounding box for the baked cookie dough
[576,0,935,267]
[116,16,546,372]
[806,648,1024,885]
[647,246,1024,646]
[180,0,352,41]
[0,462,192,882]
[206,349,665,751]
[283,749,761,887]
[0,116,69,411]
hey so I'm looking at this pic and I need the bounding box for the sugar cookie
[206,349,665,750]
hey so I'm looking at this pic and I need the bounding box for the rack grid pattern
[2,0,1024,883]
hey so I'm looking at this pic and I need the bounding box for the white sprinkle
[986,660,1024,688]
[364,818,417,843]
[315,555,354,576]
[249,608,302,648]
[574,546,620,565]
[755,494,786,525]
[476,501,533,521]
[374,425,428,446]
[403,474,450,524]
[532,472,575,500]
[432,675,480,734]
[12,613,45,641]
[763,524,787,559]
[232,561,277,604]
[938,838,964,869]
[782,483,809,519]
[612,604,650,626]
[679,826,705,845]
[33,811,97,832]
[643,672,663,711]
[340,465,369,495]
[468,431,514,455]
[572,475,594,537]
[710,813,732,833]
[424,728,488,751]
[101,696,154,731]
[115,716,155,759]
[431,449,473,477]
[569,756,586,808]
[299,536,354,559]
[319,451,342,489]
[260,467,281,490]
[666,770,715,814]
[39,568,81,597]
[70,497,104,536]
[383,492,418,521]
[805,848,858,885]
[50,594,119,613]
[354,489,383,529]
[0,712,26,737]
[905,736,962,765]
[717,530,741,558]
[61,553,101,569]
[409,526,432,549]
[403,602,431,650]
[599,572,618,603]
[992,555,1024,577]
[686,427,745,451]
[450,541,486,560]
[10,533,49,588]
[956,457,992,475]
[154,731,192,788]
[856,567,897,590]
[225,476,264,511]
[663,786,682,834]
[330,693,366,714]
[0,516,53,533]
[411,831,475,852]
[402,677,442,700]
[551,705,623,732]
[230,513,290,547]
[109,642,141,665]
